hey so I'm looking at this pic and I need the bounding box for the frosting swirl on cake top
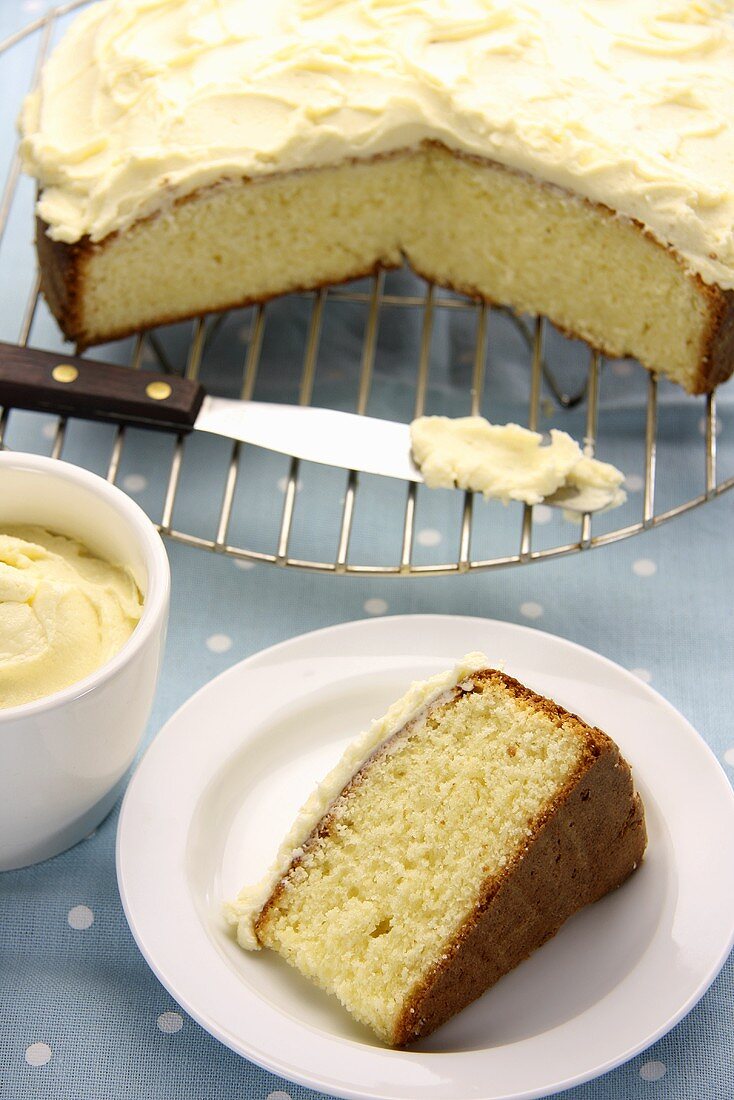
[19,0,734,288]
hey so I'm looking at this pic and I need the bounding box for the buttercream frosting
[19,0,734,289]
[225,651,490,948]
[410,416,626,510]
[0,526,142,709]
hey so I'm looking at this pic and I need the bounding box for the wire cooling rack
[0,3,732,577]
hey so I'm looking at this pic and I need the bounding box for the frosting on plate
[19,0,734,289]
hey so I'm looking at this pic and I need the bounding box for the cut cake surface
[228,661,646,1046]
[34,147,734,393]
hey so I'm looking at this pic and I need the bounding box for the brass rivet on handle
[146,381,172,401]
[52,364,79,384]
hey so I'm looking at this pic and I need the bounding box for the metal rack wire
[0,3,731,577]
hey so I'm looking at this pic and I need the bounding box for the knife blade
[0,342,616,514]
[197,394,422,481]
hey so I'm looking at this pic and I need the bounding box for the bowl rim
[0,450,170,722]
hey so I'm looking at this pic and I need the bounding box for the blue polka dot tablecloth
[1,3,733,1099]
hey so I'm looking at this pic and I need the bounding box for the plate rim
[116,614,734,1100]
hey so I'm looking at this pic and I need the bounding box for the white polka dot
[699,415,722,437]
[157,1012,183,1034]
[417,528,442,547]
[267,1093,292,1100]
[723,748,734,767]
[206,633,232,653]
[633,558,657,577]
[67,905,94,930]
[624,474,644,493]
[24,1043,51,1067]
[612,360,633,378]
[41,422,57,439]
[233,558,255,570]
[364,598,388,616]
[533,504,553,525]
[122,473,147,493]
[277,476,303,493]
[631,668,652,683]
[639,1060,666,1082]
[520,601,544,620]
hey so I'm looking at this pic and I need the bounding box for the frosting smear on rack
[410,417,626,510]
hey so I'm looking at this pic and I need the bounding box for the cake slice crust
[394,686,646,1043]
[248,668,646,1045]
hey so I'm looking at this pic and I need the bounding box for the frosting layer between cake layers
[20,0,734,289]
[225,652,489,948]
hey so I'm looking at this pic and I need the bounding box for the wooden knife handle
[0,342,204,431]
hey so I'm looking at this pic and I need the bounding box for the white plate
[117,615,734,1100]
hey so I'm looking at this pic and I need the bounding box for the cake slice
[226,655,646,1045]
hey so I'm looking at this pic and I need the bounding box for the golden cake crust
[34,146,734,394]
[392,671,646,1045]
[254,669,646,1045]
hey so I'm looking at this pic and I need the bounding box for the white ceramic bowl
[0,451,170,871]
